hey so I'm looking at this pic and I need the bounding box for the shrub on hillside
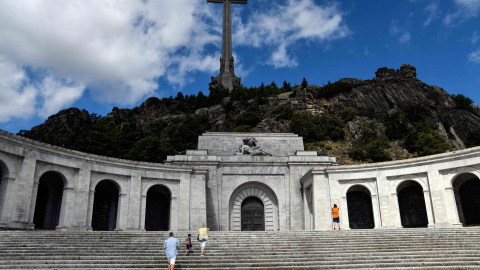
[404,121,450,156]
[348,122,392,163]
[316,81,353,99]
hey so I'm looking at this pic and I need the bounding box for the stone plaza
[0,129,479,232]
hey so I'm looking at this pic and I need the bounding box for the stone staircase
[1,228,480,269]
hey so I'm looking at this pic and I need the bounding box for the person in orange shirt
[332,204,341,230]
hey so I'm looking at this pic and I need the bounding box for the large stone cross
[207,0,247,91]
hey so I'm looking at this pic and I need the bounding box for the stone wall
[0,130,207,231]
[301,146,480,230]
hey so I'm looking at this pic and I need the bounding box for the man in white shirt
[164,232,180,270]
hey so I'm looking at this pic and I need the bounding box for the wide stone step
[1,260,480,269]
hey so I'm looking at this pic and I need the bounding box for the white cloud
[399,32,411,43]
[0,0,350,123]
[389,20,401,35]
[470,31,479,43]
[424,3,440,26]
[0,57,37,122]
[233,0,349,68]
[37,77,86,118]
[444,0,480,26]
[364,47,369,56]
[468,49,480,63]
[0,56,86,121]
[389,21,411,44]
[0,0,219,109]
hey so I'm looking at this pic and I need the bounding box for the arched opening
[347,185,374,229]
[33,172,64,230]
[145,185,171,231]
[397,180,428,228]
[91,180,119,231]
[452,173,480,226]
[241,197,265,231]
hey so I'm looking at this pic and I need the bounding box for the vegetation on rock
[17,64,480,164]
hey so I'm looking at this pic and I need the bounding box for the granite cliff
[19,64,480,164]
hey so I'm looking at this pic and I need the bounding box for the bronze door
[241,197,265,231]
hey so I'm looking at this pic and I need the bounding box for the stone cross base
[209,72,243,91]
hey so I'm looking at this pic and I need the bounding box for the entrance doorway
[91,180,119,231]
[397,181,428,228]
[145,185,171,231]
[33,172,64,230]
[453,173,480,226]
[347,186,374,229]
[241,197,264,231]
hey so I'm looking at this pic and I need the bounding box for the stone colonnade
[301,148,480,230]
[0,130,207,231]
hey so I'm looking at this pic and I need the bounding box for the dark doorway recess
[459,179,480,226]
[241,197,264,231]
[397,181,428,228]
[347,186,374,229]
[33,172,64,230]
[145,185,171,231]
[92,180,119,231]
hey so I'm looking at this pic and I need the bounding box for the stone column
[302,185,313,230]
[75,165,91,230]
[391,193,403,228]
[371,194,381,229]
[56,187,75,230]
[139,194,147,231]
[86,190,95,230]
[423,189,435,228]
[427,170,450,227]
[170,196,178,231]
[444,187,462,227]
[27,181,39,229]
[11,150,37,229]
[126,174,141,231]
[0,177,16,227]
[115,193,128,231]
[375,174,392,228]
[340,195,349,230]
[312,172,331,230]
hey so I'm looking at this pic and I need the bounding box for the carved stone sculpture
[235,137,272,156]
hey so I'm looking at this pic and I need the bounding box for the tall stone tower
[207,0,246,91]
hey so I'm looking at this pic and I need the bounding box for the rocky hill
[18,64,480,164]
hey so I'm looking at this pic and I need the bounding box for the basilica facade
[0,130,479,231]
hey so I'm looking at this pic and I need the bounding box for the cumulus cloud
[0,57,37,122]
[233,0,349,68]
[0,0,219,114]
[444,0,480,26]
[0,0,350,123]
[468,49,480,63]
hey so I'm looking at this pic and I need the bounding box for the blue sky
[0,0,479,133]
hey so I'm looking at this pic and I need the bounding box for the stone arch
[90,174,126,194]
[144,184,172,231]
[390,175,428,194]
[346,185,375,229]
[34,165,74,189]
[32,171,65,230]
[396,180,428,228]
[91,179,121,231]
[229,182,279,231]
[447,167,480,189]
[0,152,16,179]
[451,172,480,226]
[342,180,376,197]
[0,152,17,222]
